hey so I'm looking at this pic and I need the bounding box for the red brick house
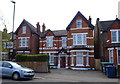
[40,29,67,68]
[14,19,40,55]
[66,11,94,69]
[95,18,120,66]
[39,11,95,69]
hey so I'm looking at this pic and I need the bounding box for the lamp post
[11,0,16,41]
[10,0,16,60]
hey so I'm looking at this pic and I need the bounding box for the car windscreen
[11,62,25,68]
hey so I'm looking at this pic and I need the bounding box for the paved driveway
[34,68,119,82]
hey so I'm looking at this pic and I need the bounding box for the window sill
[76,64,84,66]
[86,64,90,66]
[71,64,74,66]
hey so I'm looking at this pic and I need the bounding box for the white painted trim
[115,47,120,50]
[72,33,88,35]
[86,37,94,39]
[111,30,120,43]
[116,47,120,65]
[71,50,89,52]
[110,29,120,31]
[76,64,84,66]
[71,68,91,70]
[67,45,94,49]
[39,47,65,50]
[39,51,58,53]
[18,37,30,39]
[89,55,94,57]
[109,49,114,63]
[108,48,114,50]
[70,27,91,30]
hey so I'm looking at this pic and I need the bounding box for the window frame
[76,52,84,66]
[18,37,29,47]
[111,30,120,43]
[46,36,53,47]
[109,49,114,63]
[62,37,66,47]
[76,19,82,28]
[22,26,26,34]
[72,33,87,45]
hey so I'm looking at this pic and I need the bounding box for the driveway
[34,68,119,82]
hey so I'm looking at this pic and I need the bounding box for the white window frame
[86,52,89,66]
[72,33,87,45]
[46,36,53,47]
[108,48,114,63]
[116,48,120,65]
[18,37,29,47]
[111,30,120,43]
[49,54,54,65]
[71,54,74,66]
[76,52,84,66]
[62,37,66,47]
[76,20,82,28]
[17,51,23,54]
[22,26,26,34]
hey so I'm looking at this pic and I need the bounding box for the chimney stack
[89,16,92,23]
[42,23,46,33]
[118,1,120,19]
[36,22,41,35]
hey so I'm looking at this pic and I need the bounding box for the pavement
[2,68,119,83]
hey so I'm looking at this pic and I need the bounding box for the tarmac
[34,68,119,82]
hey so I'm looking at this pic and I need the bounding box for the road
[1,68,119,83]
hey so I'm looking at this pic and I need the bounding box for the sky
[0,0,120,33]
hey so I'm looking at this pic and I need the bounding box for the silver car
[0,61,35,80]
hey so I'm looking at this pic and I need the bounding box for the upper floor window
[111,30,120,43]
[46,36,53,47]
[19,37,29,47]
[22,26,26,34]
[62,37,66,47]
[76,20,82,28]
[73,33,86,45]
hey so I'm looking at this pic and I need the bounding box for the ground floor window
[86,55,89,66]
[76,52,83,66]
[118,50,120,65]
[49,54,54,65]
[109,49,114,63]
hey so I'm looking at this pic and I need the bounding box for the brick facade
[95,18,120,66]
[39,11,95,69]
[14,19,39,55]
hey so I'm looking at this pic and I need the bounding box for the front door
[60,57,66,68]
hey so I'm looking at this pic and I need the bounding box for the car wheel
[12,72,20,80]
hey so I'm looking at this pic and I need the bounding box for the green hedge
[15,54,49,62]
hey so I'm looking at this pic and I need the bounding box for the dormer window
[22,26,26,34]
[76,20,82,28]
[111,30,120,43]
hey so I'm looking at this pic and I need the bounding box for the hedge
[15,54,49,62]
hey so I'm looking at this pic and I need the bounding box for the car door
[2,62,13,77]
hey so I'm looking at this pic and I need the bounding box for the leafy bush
[15,54,49,62]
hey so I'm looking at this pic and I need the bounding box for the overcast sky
[0,0,120,33]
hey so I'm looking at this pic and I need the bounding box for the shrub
[15,54,49,62]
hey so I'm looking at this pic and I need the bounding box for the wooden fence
[18,61,48,73]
